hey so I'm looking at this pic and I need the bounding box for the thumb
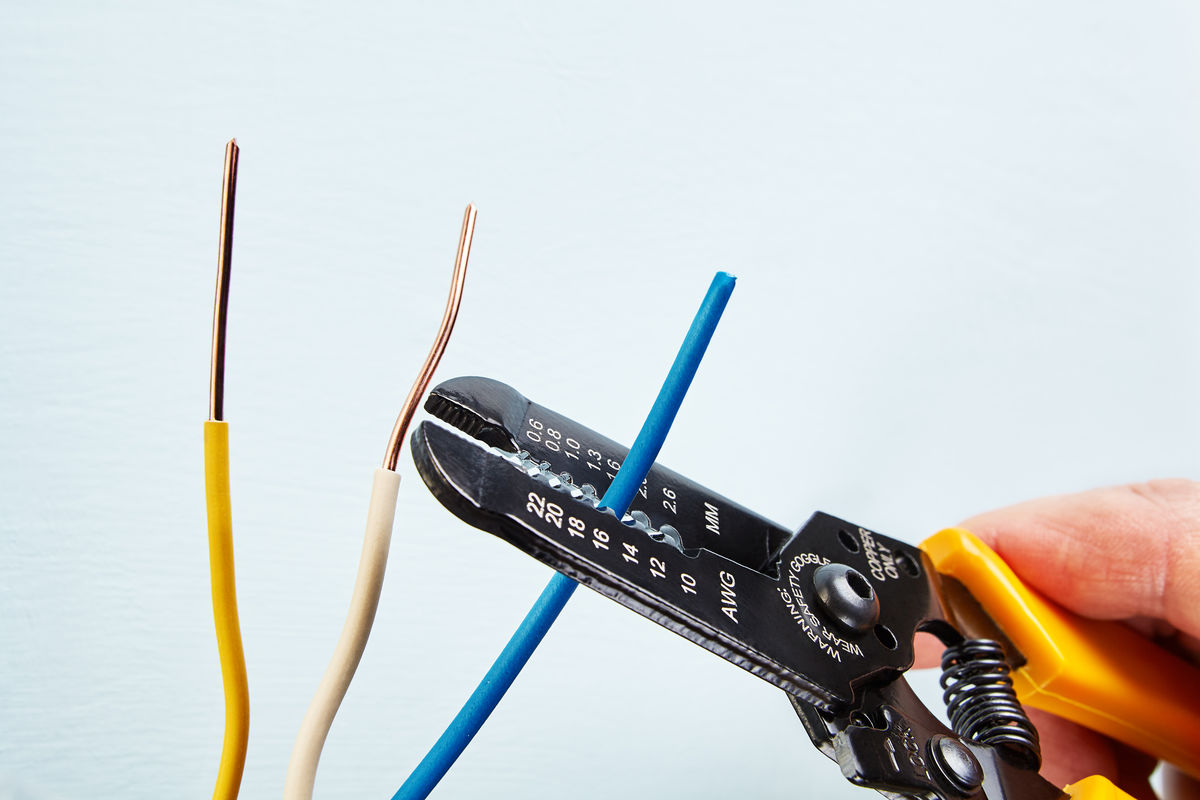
[959,479,1200,642]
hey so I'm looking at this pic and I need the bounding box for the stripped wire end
[383,203,477,470]
[210,138,239,421]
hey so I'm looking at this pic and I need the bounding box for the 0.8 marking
[525,417,579,460]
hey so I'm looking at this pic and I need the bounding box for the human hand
[917,480,1200,800]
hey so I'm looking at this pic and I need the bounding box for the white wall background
[2,2,1198,798]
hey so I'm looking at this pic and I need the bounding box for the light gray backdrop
[2,2,1198,798]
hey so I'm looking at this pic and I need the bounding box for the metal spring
[939,639,1041,769]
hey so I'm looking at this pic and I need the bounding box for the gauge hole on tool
[893,550,921,578]
[837,528,860,553]
[874,624,899,650]
[624,509,650,527]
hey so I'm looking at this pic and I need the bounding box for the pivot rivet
[813,563,879,633]
[928,734,983,795]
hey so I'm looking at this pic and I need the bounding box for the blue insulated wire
[599,272,736,512]
[393,271,737,800]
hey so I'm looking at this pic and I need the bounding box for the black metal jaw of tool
[412,376,1065,800]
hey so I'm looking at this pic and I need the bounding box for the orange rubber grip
[922,528,1200,782]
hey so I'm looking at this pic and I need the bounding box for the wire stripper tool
[411,376,1200,800]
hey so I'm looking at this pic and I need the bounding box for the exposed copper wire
[383,204,477,470]
[209,139,240,421]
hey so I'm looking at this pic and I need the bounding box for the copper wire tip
[383,204,477,470]
[209,139,240,421]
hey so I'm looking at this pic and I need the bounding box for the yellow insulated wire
[206,138,249,800]
[205,419,249,798]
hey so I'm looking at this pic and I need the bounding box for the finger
[913,631,944,669]
[1111,743,1159,800]
[1164,766,1200,800]
[1025,710,1158,800]
[1026,707,1120,792]
[959,480,1200,639]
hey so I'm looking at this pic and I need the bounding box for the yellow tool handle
[922,528,1200,783]
[1063,776,1136,799]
